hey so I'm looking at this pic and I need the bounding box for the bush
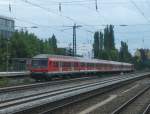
[0,77,10,87]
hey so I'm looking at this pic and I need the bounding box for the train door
[71,61,74,71]
[59,61,62,72]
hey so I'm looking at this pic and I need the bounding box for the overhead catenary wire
[129,0,150,23]
[20,0,97,34]
[21,0,75,23]
[13,17,75,38]
[40,0,147,5]
[0,0,149,55]
[1,0,150,40]
[20,0,150,27]
[47,0,95,4]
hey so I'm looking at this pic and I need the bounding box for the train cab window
[31,59,48,68]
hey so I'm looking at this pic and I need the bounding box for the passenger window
[53,62,59,67]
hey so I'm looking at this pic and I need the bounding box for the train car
[30,54,134,80]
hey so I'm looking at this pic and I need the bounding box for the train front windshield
[31,59,48,68]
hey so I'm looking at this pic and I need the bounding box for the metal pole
[73,24,76,56]
[72,24,82,56]
[74,25,77,56]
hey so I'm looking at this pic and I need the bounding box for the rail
[0,72,149,114]
[111,86,150,114]
[143,104,150,114]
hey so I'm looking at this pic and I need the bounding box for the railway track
[111,85,150,114]
[0,76,126,104]
[0,73,145,103]
[0,72,142,93]
[143,104,150,114]
[0,72,149,114]
[0,76,99,93]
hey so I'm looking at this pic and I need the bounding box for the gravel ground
[0,77,35,87]
[50,77,150,114]
[120,86,150,114]
[0,75,118,102]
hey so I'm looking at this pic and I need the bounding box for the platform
[0,71,30,77]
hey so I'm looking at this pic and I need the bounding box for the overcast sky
[0,0,150,57]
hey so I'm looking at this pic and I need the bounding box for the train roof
[33,54,132,66]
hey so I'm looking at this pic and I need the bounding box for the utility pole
[61,24,82,56]
[72,23,82,56]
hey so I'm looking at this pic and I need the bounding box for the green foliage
[0,30,65,71]
[109,49,119,61]
[93,25,118,61]
[0,78,10,87]
[93,25,150,70]
[133,49,150,70]
[104,25,115,51]
[119,41,132,62]
[93,31,100,58]
[0,35,7,71]
[99,32,103,51]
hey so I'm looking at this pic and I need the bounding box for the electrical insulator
[95,0,98,11]
[59,3,61,12]
[9,3,11,12]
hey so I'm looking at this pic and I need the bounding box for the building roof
[33,54,132,66]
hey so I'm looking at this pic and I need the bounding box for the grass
[0,77,10,87]
[0,77,35,88]
[22,77,34,84]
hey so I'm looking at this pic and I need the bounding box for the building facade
[0,15,15,38]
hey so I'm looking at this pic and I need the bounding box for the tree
[99,32,103,51]
[103,25,118,60]
[93,25,118,61]
[139,49,148,62]
[0,35,7,71]
[98,32,103,58]
[109,25,115,50]
[51,34,57,54]
[104,26,109,51]
[119,41,131,62]
[93,31,99,58]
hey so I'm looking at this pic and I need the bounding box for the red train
[30,54,134,80]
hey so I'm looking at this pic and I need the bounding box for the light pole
[15,26,38,31]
